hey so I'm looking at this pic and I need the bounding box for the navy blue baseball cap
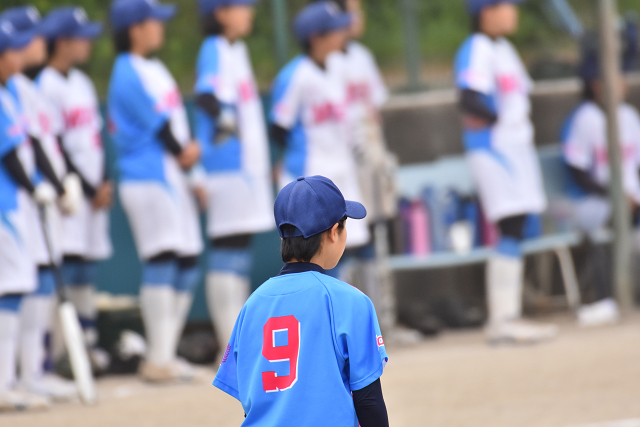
[467,0,523,16]
[0,6,46,34]
[198,0,256,15]
[41,7,102,40]
[0,20,34,55]
[110,0,176,31]
[293,1,352,43]
[275,176,366,239]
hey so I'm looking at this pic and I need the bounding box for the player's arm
[353,378,389,427]
[459,89,497,126]
[31,135,65,196]
[57,135,97,199]
[567,165,607,196]
[1,147,35,194]
[270,123,289,149]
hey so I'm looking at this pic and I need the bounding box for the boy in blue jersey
[214,175,389,427]
[108,0,204,382]
[195,0,274,354]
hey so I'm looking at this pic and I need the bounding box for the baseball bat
[38,206,97,405]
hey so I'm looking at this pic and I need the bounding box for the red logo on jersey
[239,80,256,103]
[497,74,520,94]
[312,102,345,124]
[156,88,182,113]
[38,113,51,134]
[63,107,95,130]
[221,344,231,364]
[347,82,371,104]
[377,335,384,347]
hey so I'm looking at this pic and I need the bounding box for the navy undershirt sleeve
[352,378,389,427]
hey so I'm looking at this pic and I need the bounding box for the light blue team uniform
[0,80,36,297]
[214,262,388,427]
[108,52,202,260]
[194,35,273,240]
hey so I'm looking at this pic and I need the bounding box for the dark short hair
[201,11,224,36]
[113,28,132,53]
[46,39,57,57]
[280,216,347,263]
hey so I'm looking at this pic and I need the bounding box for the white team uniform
[108,53,202,260]
[38,67,111,261]
[0,82,37,296]
[271,55,370,248]
[11,73,65,265]
[454,33,547,222]
[194,36,274,239]
[328,41,397,223]
[562,102,640,232]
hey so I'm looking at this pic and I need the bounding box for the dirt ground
[4,312,640,427]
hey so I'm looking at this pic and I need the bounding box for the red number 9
[262,315,300,393]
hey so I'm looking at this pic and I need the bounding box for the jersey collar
[278,262,326,276]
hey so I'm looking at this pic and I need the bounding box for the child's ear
[327,223,339,243]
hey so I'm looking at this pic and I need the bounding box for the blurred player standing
[0,17,53,411]
[1,5,81,401]
[321,0,398,313]
[214,175,389,426]
[108,0,203,382]
[561,31,639,327]
[37,6,112,371]
[454,0,556,343]
[195,0,274,351]
[270,2,370,254]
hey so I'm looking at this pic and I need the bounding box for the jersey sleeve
[562,106,595,171]
[333,288,388,391]
[361,45,388,108]
[270,59,303,130]
[195,38,221,97]
[454,35,495,95]
[213,308,243,401]
[0,109,23,159]
[110,59,168,133]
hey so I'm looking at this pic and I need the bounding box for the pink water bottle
[410,200,431,256]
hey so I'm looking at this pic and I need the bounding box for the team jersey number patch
[262,315,300,393]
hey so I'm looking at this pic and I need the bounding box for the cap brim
[74,22,102,39]
[8,30,35,50]
[150,4,177,22]
[345,200,367,220]
[327,12,352,33]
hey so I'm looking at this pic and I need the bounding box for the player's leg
[0,295,21,397]
[172,256,200,356]
[206,234,252,352]
[573,196,619,326]
[485,214,557,343]
[20,266,77,400]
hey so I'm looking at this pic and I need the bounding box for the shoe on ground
[0,389,50,412]
[23,374,78,402]
[486,319,558,344]
[139,360,196,383]
[577,298,620,327]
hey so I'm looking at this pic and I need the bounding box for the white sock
[486,255,524,326]
[140,286,175,366]
[19,295,54,384]
[65,284,97,347]
[206,272,249,350]
[172,292,193,357]
[0,310,19,391]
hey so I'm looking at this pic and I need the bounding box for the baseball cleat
[486,319,558,344]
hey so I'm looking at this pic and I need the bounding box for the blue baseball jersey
[214,262,388,427]
[108,53,191,183]
[0,82,29,211]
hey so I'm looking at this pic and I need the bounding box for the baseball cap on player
[274,176,367,239]
[0,20,34,55]
[198,0,257,15]
[0,6,51,36]
[41,7,102,40]
[293,1,352,43]
[466,0,524,16]
[110,0,177,31]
